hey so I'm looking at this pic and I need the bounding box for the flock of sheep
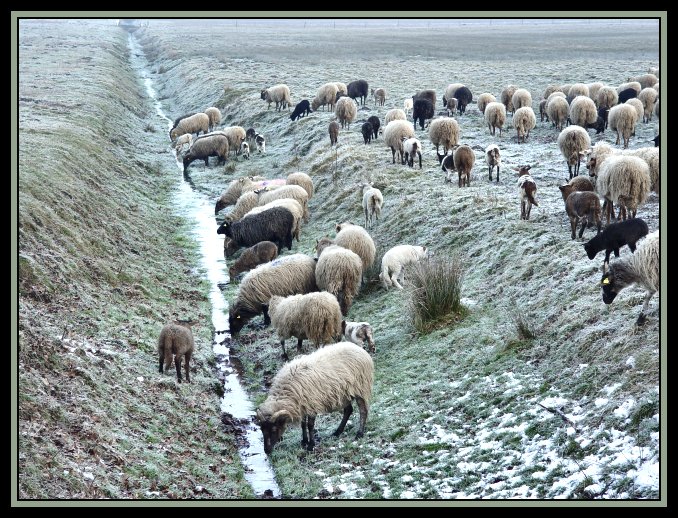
[161,68,660,454]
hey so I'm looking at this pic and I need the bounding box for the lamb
[403,98,413,118]
[379,245,428,290]
[560,191,602,239]
[566,83,590,104]
[595,155,651,223]
[334,97,357,130]
[637,87,658,123]
[289,99,312,121]
[217,206,294,257]
[341,321,375,354]
[484,102,506,136]
[157,320,195,383]
[539,99,548,122]
[383,119,415,165]
[500,85,518,115]
[254,133,266,153]
[617,87,638,105]
[239,141,250,160]
[547,96,569,131]
[453,87,472,114]
[511,88,533,111]
[597,86,619,110]
[204,107,222,132]
[360,122,373,144]
[362,184,383,228]
[244,198,304,241]
[228,254,318,334]
[629,74,658,90]
[443,83,463,108]
[412,99,434,130]
[513,106,536,143]
[182,133,229,172]
[598,106,610,129]
[334,222,376,273]
[329,120,340,146]
[445,98,458,116]
[402,137,422,168]
[557,176,594,202]
[315,245,363,316]
[371,87,386,106]
[174,133,192,154]
[286,172,314,199]
[608,104,637,148]
[583,218,649,265]
[569,96,598,128]
[367,116,380,139]
[261,84,292,111]
[170,112,210,141]
[413,89,437,110]
[347,79,369,106]
[476,93,496,115]
[228,241,279,278]
[486,144,501,182]
[600,231,659,325]
[256,184,310,223]
[267,292,343,360]
[312,83,339,112]
[256,342,373,453]
[557,125,591,179]
[448,145,475,187]
[385,108,407,125]
[515,165,539,220]
[428,117,460,155]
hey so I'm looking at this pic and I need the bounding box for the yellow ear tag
[602,278,610,285]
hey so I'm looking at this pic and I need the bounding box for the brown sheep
[157,320,195,383]
[228,241,279,278]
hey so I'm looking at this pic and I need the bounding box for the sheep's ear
[558,185,566,191]
[341,320,347,333]
[602,262,609,274]
[271,410,292,426]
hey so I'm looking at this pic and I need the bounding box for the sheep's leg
[301,416,308,447]
[164,348,173,374]
[570,217,577,240]
[296,337,304,352]
[333,404,353,437]
[418,152,422,169]
[364,207,369,228]
[391,269,404,290]
[174,355,183,383]
[628,243,636,253]
[489,165,492,181]
[280,340,289,362]
[305,415,316,451]
[636,290,656,325]
[497,165,500,183]
[158,352,164,374]
[184,351,191,383]
[355,397,368,438]
[390,147,396,164]
[578,217,587,239]
[263,306,271,326]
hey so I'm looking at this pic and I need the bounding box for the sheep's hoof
[355,431,364,439]
[636,314,647,326]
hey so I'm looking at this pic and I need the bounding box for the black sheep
[367,116,380,139]
[454,86,473,114]
[618,87,637,104]
[361,122,373,144]
[653,135,659,147]
[598,107,610,129]
[586,116,605,134]
[583,218,649,265]
[347,79,369,106]
[412,99,434,130]
[217,207,294,257]
[290,100,312,121]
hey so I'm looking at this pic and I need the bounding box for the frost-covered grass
[75,19,661,500]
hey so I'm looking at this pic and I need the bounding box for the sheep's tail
[527,192,539,207]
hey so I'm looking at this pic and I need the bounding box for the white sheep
[608,104,637,148]
[362,184,383,228]
[500,85,518,115]
[484,102,506,136]
[170,112,210,141]
[617,81,642,95]
[267,292,343,360]
[335,222,376,273]
[625,98,644,123]
[286,172,314,199]
[341,321,375,353]
[257,185,310,223]
[485,144,501,182]
[511,88,533,111]
[428,117,460,155]
[513,106,536,143]
[385,108,407,125]
[569,96,597,128]
[174,133,193,154]
[256,342,374,453]
[557,125,591,179]
[547,96,569,131]
[312,82,339,112]
[444,83,464,108]
[601,231,658,325]
[629,73,659,90]
[586,82,604,105]
[379,245,428,290]
[542,84,564,100]
[566,83,590,103]
[637,87,658,123]
[403,98,413,118]
[315,245,363,316]
[204,106,222,132]
[261,84,292,111]
[334,82,348,97]
[476,93,497,114]
[597,86,619,110]
[383,119,415,165]
[335,96,357,129]
[402,137,422,168]
[595,155,651,223]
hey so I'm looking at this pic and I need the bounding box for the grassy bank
[17,20,251,499]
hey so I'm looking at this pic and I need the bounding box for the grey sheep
[228,241,279,278]
[341,321,376,353]
[183,133,229,172]
[267,292,343,360]
[484,102,506,136]
[601,231,658,325]
[557,125,591,179]
[315,244,363,316]
[157,320,195,383]
[335,97,357,129]
[560,191,602,240]
[428,117,460,155]
[256,342,374,453]
[261,84,292,111]
[229,254,318,334]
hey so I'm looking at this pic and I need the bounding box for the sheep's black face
[229,309,246,334]
[583,242,597,260]
[260,420,285,455]
[601,274,618,304]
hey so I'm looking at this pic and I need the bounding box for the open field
[17,18,662,501]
